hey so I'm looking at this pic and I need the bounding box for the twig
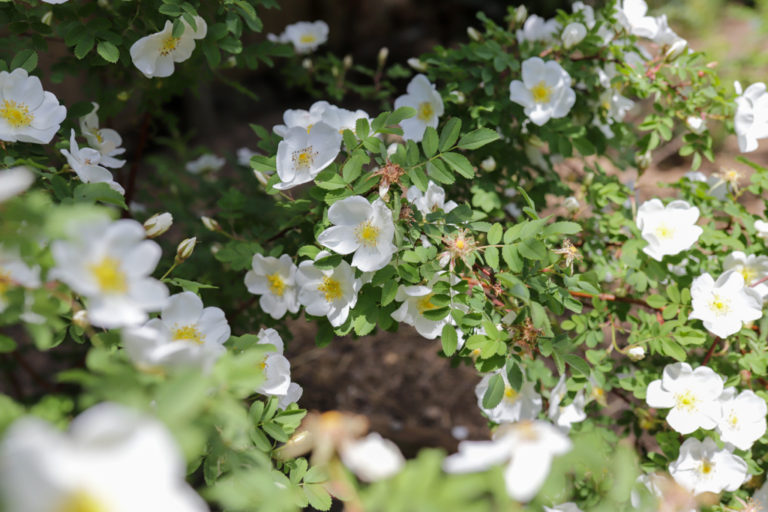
[702,337,720,366]
[568,290,660,310]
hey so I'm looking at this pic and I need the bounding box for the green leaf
[304,465,328,484]
[457,128,500,150]
[506,360,523,391]
[73,183,127,209]
[485,246,499,270]
[438,118,462,151]
[421,127,438,158]
[482,373,504,409]
[646,295,667,308]
[355,117,370,139]
[0,335,17,353]
[564,354,590,376]
[426,160,454,184]
[303,484,332,511]
[386,106,416,126]
[166,278,219,293]
[11,50,38,72]
[517,238,547,260]
[441,152,474,179]
[542,221,582,237]
[96,41,120,63]
[487,223,503,245]
[441,324,458,356]
[74,35,95,60]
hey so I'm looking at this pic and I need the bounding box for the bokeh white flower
[79,102,126,168]
[475,370,542,424]
[185,154,225,175]
[340,433,405,482]
[0,166,34,202]
[734,81,768,153]
[669,436,747,495]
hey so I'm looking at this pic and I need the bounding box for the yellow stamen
[417,294,437,314]
[88,257,127,294]
[456,239,465,250]
[674,390,698,412]
[0,100,33,128]
[504,386,518,402]
[300,33,317,44]
[160,36,179,56]
[58,490,108,512]
[266,273,286,297]
[171,324,205,344]
[654,223,674,239]
[0,270,11,296]
[700,460,713,475]
[318,276,342,302]
[355,221,380,247]
[417,101,434,121]
[708,294,731,316]
[740,267,756,284]
[291,146,316,170]
[531,81,552,103]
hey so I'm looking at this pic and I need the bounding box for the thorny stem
[702,337,721,366]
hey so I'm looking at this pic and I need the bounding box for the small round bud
[117,91,129,102]
[73,310,89,328]
[685,115,706,134]
[253,169,269,186]
[143,212,173,238]
[467,27,482,42]
[302,58,313,71]
[331,66,339,78]
[449,90,466,104]
[480,156,496,172]
[175,237,197,262]
[562,22,587,49]
[201,216,221,231]
[343,55,353,70]
[407,58,427,72]
[635,151,652,171]
[514,5,528,24]
[41,11,53,25]
[664,40,687,61]
[563,196,580,214]
[627,346,645,362]
[377,47,389,67]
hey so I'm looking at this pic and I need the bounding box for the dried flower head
[553,239,581,271]
[439,229,477,269]
[372,161,406,198]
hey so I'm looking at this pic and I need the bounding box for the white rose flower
[405,181,457,216]
[317,196,396,272]
[734,81,768,153]
[715,387,767,451]
[635,199,702,261]
[340,433,405,482]
[320,104,372,136]
[60,129,125,194]
[669,437,748,495]
[616,0,659,39]
[277,382,304,410]
[572,2,596,28]
[281,20,329,54]
[562,22,587,48]
[0,68,66,144]
[50,218,169,328]
[654,14,685,47]
[393,74,444,142]
[547,374,587,432]
[0,247,41,314]
[244,253,300,319]
[79,102,126,168]
[627,345,645,361]
[723,251,768,300]
[185,153,225,175]
[443,420,572,502]
[755,219,768,240]
[509,57,576,126]
[516,15,560,44]
[273,101,330,137]
[122,291,229,373]
[254,328,294,397]
[645,362,723,434]
[563,196,580,213]
[0,166,34,202]
[130,16,207,78]
[475,369,542,424]
[391,277,463,341]
[0,403,209,512]
[689,271,763,338]
[275,122,342,190]
[296,252,361,327]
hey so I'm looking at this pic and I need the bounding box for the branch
[702,337,720,366]
[568,290,661,310]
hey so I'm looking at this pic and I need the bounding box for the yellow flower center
[0,100,34,128]
[708,293,731,316]
[259,359,267,370]
[456,239,465,250]
[531,81,553,103]
[266,273,286,297]
[0,269,11,296]
[700,459,713,475]
[503,385,518,402]
[654,223,674,240]
[355,221,380,247]
[58,490,108,512]
[292,146,316,170]
[317,276,342,302]
[674,390,698,412]
[417,101,434,121]
[728,411,739,427]
[740,267,756,284]
[171,324,205,344]
[417,294,437,314]
[88,257,127,294]
[300,33,317,44]
[160,36,180,56]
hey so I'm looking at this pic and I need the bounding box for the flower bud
[302,58,313,71]
[480,156,496,172]
[685,115,706,134]
[635,151,652,171]
[562,22,587,49]
[201,216,221,231]
[73,310,89,328]
[664,40,687,61]
[253,169,269,186]
[377,47,389,68]
[343,55,353,70]
[175,237,196,262]
[514,5,528,24]
[449,90,466,104]
[143,212,173,238]
[563,196,580,213]
[41,11,53,25]
[627,345,645,362]
[467,26,482,42]
[407,58,427,72]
